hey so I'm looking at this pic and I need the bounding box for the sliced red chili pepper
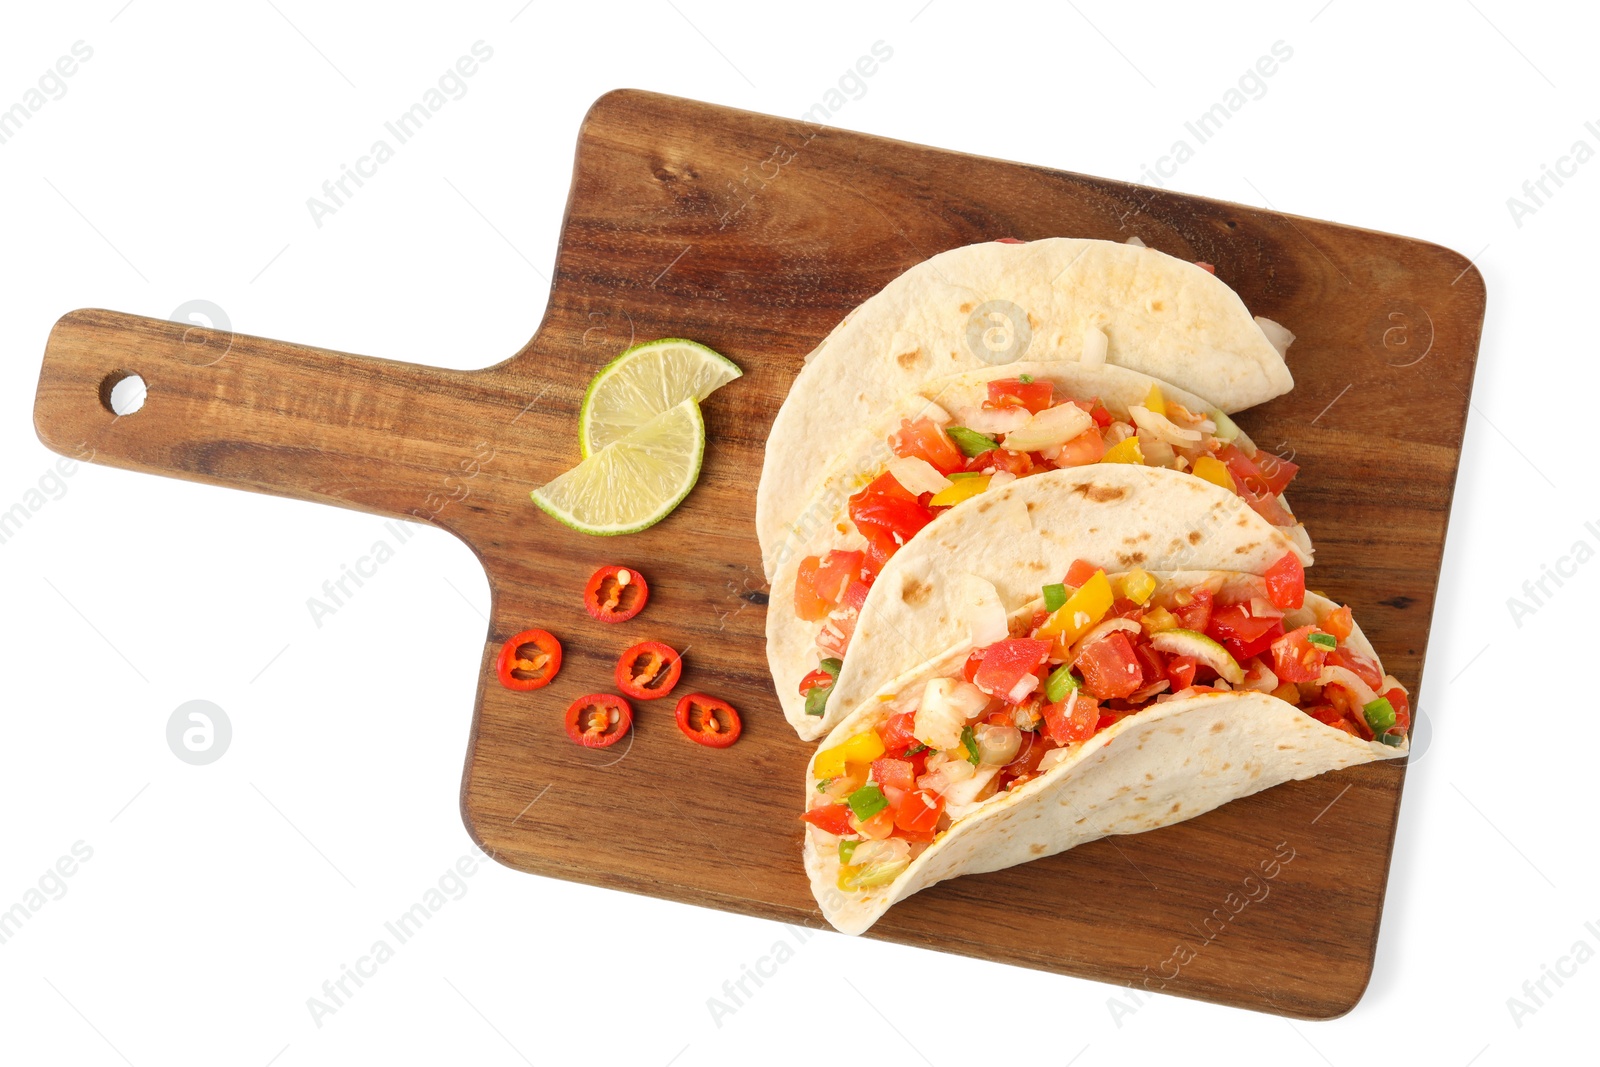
[674,693,742,748]
[563,694,632,748]
[584,565,649,623]
[615,640,683,700]
[495,629,562,691]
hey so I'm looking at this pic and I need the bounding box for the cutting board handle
[34,308,508,525]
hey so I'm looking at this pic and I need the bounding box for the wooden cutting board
[32,89,1484,1019]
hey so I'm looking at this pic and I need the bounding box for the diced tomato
[794,556,832,622]
[802,804,854,835]
[1321,605,1354,641]
[1326,648,1384,690]
[1088,403,1113,427]
[1271,625,1328,683]
[986,378,1055,414]
[1165,654,1198,691]
[965,448,1033,477]
[1133,640,1166,688]
[1042,693,1100,744]
[1252,453,1299,496]
[1304,704,1358,736]
[815,579,872,657]
[849,472,935,569]
[888,417,965,475]
[1064,559,1101,588]
[1174,588,1214,633]
[880,709,919,755]
[1207,603,1281,658]
[1217,444,1264,493]
[994,236,1024,244]
[1052,428,1107,468]
[871,757,916,793]
[894,789,944,834]
[851,807,897,840]
[813,550,865,605]
[1110,597,1146,621]
[1195,261,1216,274]
[798,668,833,695]
[1384,687,1412,732]
[1264,552,1306,611]
[961,649,985,684]
[1076,631,1144,700]
[973,638,1051,699]
[1094,710,1126,733]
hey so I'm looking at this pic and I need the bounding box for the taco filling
[802,562,1408,893]
[793,378,1300,708]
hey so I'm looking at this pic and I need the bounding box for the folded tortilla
[803,573,1406,935]
[765,363,1308,739]
[791,464,1311,740]
[757,237,1294,577]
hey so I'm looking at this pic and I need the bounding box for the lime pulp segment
[578,338,741,457]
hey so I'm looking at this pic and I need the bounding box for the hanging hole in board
[100,371,147,416]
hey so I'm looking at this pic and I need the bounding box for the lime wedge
[532,398,704,535]
[578,338,740,457]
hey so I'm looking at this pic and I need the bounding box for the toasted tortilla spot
[1149,299,1164,312]
[1117,551,1146,566]
[977,500,992,513]
[1026,501,1037,513]
[1211,721,1226,733]
[1026,560,1047,571]
[1234,542,1259,554]
[1071,482,1127,503]
[895,348,923,369]
[902,578,931,606]
[1135,795,1148,802]
[1237,515,1251,527]
[1169,802,1182,814]
[1188,530,1202,545]
[1222,762,1231,770]
[1030,843,1046,855]
[959,302,974,314]
[1028,312,1041,329]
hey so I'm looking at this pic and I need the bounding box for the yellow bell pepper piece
[1191,454,1235,492]
[1120,567,1157,605]
[928,474,991,507]
[1144,384,1166,417]
[814,729,885,780]
[1141,605,1179,635]
[1101,436,1144,465]
[1034,569,1113,644]
[837,864,861,891]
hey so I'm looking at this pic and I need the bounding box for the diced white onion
[1318,665,1378,707]
[1128,679,1170,702]
[886,456,953,497]
[1136,431,1176,469]
[1124,235,1147,248]
[1081,326,1109,367]
[920,402,953,425]
[955,405,1031,435]
[986,469,1018,490]
[917,750,976,793]
[1241,662,1280,693]
[1380,674,1406,696]
[1005,673,1038,704]
[1255,316,1295,358]
[914,677,987,750]
[1130,404,1202,445]
[1248,597,1285,620]
[940,765,1001,820]
[1037,747,1075,773]
[1002,403,1094,453]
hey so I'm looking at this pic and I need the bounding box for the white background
[1,1,1594,1064]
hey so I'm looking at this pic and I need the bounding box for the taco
[801,570,1409,935]
[783,462,1310,740]
[757,237,1295,577]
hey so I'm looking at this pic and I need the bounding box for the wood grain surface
[31,89,1484,1018]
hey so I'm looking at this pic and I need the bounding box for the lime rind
[532,398,705,536]
[578,338,741,457]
